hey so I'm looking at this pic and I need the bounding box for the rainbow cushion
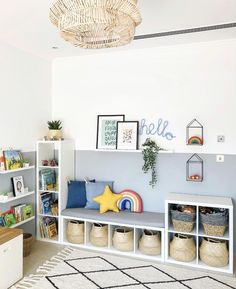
[117,190,143,213]
[188,136,203,145]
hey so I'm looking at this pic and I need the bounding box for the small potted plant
[23,159,30,168]
[47,120,62,140]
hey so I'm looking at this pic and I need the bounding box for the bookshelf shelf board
[0,166,35,174]
[38,166,59,169]
[0,191,35,204]
[38,190,59,194]
[38,213,58,218]
[10,216,35,228]
[38,236,59,244]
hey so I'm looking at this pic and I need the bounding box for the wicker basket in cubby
[171,209,196,233]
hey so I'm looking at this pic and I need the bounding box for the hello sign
[139,118,176,141]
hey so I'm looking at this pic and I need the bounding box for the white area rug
[12,247,236,289]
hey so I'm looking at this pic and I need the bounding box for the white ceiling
[0,0,236,59]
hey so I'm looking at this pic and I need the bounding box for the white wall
[0,42,51,152]
[52,39,236,154]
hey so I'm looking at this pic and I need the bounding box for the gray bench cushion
[62,208,165,228]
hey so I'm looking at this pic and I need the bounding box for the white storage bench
[61,208,165,262]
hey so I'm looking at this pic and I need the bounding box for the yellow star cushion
[94,185,122,214]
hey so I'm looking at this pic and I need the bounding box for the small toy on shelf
[186,154,203,182]
[188,136,203,145]
[186,119,203,146]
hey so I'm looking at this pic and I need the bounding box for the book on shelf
[39,217,57,239]
[0,203,34,227]
[39,169,56,191]
[40,192,58,216]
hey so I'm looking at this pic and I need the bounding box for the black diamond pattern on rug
[45,256,236,289]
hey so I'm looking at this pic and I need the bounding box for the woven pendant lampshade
[49,0,142,49]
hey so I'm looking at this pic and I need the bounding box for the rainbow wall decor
[188,136,203,145]
[117,190,143,213]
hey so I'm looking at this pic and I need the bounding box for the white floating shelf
[79,149,174,154]
[0,191,35,204]
[10,216,35,228]
[0,166,35,174]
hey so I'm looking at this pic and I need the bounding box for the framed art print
[12,176,25,196]
[116,121,139,150]
[96,115,125,149]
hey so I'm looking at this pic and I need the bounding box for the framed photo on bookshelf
[12,176,25,196]
[116,121,139,150]
[96,115,125,150]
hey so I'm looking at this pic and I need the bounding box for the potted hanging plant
[47,120,62,140]
[142,138,163,188]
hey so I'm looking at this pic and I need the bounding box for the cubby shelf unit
[61,215,165,262]
[36,140,74,243]
[165,193,233,274]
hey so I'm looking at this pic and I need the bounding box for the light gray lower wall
[76,151,235,246]
[0,152,36,235]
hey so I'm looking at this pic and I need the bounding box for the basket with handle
[139,229,161,256]
[67,220,84,244]
[200,237,229,267]
[113,227,134,252]
[90,223,108,247]
[170,233,196,262]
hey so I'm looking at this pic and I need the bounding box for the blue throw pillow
[85,181,114,209]
[66,180,95,209]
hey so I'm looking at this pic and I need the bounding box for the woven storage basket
[113,227,134,252]
[23,233,33,257]
[139,230,161,256]
[90,223,108,247]
[67,220,84,244]
[171,209,195,233]
[170,233,196,262]
[200,238,229,267]
[200,210,228,237]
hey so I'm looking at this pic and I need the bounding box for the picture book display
[12,176,25,196]
[3,150,23,170]
[0,203,33,227]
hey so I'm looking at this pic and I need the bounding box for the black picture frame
[116,121,139,150]
[96,115,125,150]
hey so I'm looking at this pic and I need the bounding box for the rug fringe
[11,246,75,289]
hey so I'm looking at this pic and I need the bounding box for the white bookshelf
[36,140,74,243]
[165,193,233,274]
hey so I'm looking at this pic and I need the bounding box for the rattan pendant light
[49,0,142,49]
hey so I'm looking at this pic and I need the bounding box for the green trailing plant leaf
[47,120,62,130]
[142,138,163,188]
